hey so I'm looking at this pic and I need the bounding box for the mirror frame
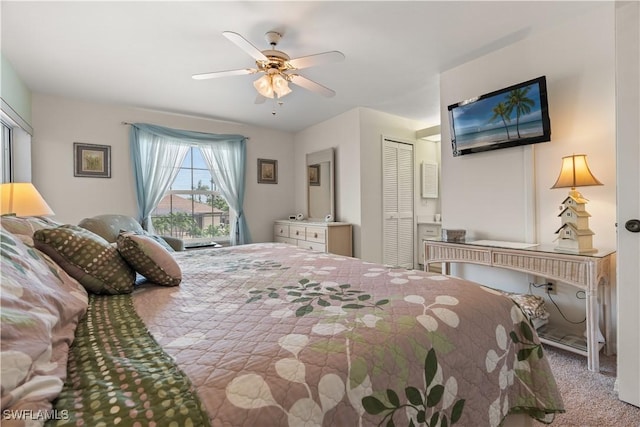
[306,148,335,221]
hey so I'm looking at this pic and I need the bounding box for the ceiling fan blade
[223,31,268,61]
[289,75,336,97]
[192,68,256,80]
[288,51,345,70]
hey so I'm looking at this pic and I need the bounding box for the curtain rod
[121,122,249,139]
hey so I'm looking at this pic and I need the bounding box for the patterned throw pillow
[33,225,136,295]
[119,229,175,252]
[509,293,550,320]
[117,231,182,286]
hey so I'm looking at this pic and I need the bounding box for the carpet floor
[533,347,640,427]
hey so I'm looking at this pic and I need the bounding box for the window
[0,121,12,183]
[151,147,231,246]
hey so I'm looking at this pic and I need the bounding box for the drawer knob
[314,233,318,238]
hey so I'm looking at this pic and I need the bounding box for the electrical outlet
[546,282,555,294]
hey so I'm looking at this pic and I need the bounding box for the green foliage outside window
[151,156,233,241]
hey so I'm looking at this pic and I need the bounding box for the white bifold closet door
[382,138,414,268]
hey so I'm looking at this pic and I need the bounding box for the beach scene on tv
[450,81,546,153]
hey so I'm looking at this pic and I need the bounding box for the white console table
[423,239,615,372]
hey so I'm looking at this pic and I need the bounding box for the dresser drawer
[274,236,296,245]
[418,224,440,239]
[274,224,290,238]
[305,226,326,243]
[297,240,326,252]
[289,225,306,240]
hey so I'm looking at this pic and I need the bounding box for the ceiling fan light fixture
[253,74,274,98]
[253,73,291,99]
[272,74,292,98]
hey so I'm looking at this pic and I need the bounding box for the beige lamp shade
[0,183,55,216]
[551,154,603,189]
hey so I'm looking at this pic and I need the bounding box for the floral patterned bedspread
[132,243,563,427]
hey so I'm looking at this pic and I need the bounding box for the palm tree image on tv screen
[449,77,551,156]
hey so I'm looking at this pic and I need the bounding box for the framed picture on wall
[74,143,111,178]
[308,164,320,186]
[257,158,277,184]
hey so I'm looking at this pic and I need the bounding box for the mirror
[306,148,334,221]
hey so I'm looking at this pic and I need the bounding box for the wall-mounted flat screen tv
[448,76,551,157]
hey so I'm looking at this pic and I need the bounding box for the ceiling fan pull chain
[271,94,285,116]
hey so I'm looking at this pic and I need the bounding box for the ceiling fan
[192,31,345,103]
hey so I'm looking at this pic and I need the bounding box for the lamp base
[554,189,597,254]
[555,233,597,254]
[567,188,587,201]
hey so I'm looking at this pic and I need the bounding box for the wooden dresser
[273,220,352,257]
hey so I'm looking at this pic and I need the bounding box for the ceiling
[1,1,602,133]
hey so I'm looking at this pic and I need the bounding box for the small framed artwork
[74,143,111,178]
[257,158,277,184]
[308,164,320,186]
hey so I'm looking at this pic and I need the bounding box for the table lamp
[0,183,55,217]
[551,154,602,253]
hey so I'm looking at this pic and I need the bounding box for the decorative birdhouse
[553,194,596,253]
[554,222,595,253]
[560,195,588,212]
[558,206,591,229]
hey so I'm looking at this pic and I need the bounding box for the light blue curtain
[130,125,189,232]
[199,142,249,245]
[129,123,250,245]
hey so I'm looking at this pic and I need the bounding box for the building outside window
[151,147,231,246]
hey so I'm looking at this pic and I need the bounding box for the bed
[0,217,564,427]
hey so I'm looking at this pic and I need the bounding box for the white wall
[293,108,362,253]
[293,108,361,222]
[31,93,295,243]
[294,107,429,261]
[440,4,617,338]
